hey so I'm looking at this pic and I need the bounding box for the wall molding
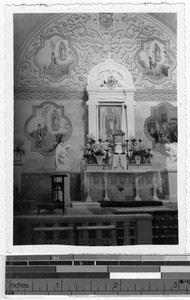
[134,92,177,102]
[14,88,87,101]
[14,87,177,102]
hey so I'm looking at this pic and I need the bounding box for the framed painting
[99,105,122,140]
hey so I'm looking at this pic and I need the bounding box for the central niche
[86,58,136,140]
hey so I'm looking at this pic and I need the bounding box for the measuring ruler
[5,255,190,295]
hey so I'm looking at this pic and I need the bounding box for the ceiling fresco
[15,13,177,90]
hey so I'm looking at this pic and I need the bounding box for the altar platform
[14,201,177,246]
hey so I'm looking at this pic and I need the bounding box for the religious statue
[52,110,60,131]
[165,142,177,170]
[55,136,71,172]
[105,107,117,138]
[36,123,44,147]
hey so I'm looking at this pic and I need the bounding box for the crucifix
[106,50,113,59]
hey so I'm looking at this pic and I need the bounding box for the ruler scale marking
[5,255,190,295]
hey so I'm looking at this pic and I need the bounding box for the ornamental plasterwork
[15,13,176,90]
[14,88,176,102]
[134,93,177,102]
[14,90,87,100]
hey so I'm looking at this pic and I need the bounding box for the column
[125,92,135,137]
[84,172,92,202]
[121,103,127,134]
[64,172,72,208]
[104,172,110,201]
[86,97,98,139]
[135,173,141,201]
[152,172,159,201]
[167,170,177,202]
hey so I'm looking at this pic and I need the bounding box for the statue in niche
[105,107,117,139]
[55,135,71,172]
[52,109,60,131]
[165,143,177,170]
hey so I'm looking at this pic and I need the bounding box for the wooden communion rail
[14,213,152,246]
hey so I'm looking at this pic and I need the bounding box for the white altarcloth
[83,170,163,200]
[112,154,127,171]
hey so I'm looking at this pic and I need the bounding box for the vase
[14,152,22,162]
[96,155,103,165]
[134,155,141,165]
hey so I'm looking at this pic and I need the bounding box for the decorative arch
[88,58,134,90]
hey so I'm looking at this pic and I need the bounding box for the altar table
[83,170,162,202]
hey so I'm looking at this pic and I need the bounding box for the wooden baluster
[82,222,89,245]
[40,227,46,244]
[135,173,141,201]
[69,223,75,245]
[104,173,110,201]
[152,172,159,201]
[123,221,130,245]
[85,173,92,202]
[136,218,152,244]
[111,222,117,245]
[54,223,59,244]
[96,222,103,245]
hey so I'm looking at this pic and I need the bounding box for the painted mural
[25,102,72,155]
[35,35,78,82]
[136,38,175,82]
[144,103,177,154]
[15,13,177,90]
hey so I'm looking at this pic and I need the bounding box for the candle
[99,131,103,140]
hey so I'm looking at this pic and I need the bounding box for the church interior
[13,13,178,246]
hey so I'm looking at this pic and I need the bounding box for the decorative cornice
[134,92,177,102]
[14,88,87,101]
[14,88,177,102]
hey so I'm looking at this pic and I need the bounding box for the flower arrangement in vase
[81,134,96,164]
[127,137,153,165]
[14,143,26,162]
[81,134,111,165]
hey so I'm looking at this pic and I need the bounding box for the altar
[81,57,165,204]
[83,170,162,203]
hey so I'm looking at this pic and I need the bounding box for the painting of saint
[105,107,117,138]
[36,36,77,82]
[145,104,178,153]
[59,42,67,61]
[52,110,60,131]
[26,102,72,155]
[136,39,175,81]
